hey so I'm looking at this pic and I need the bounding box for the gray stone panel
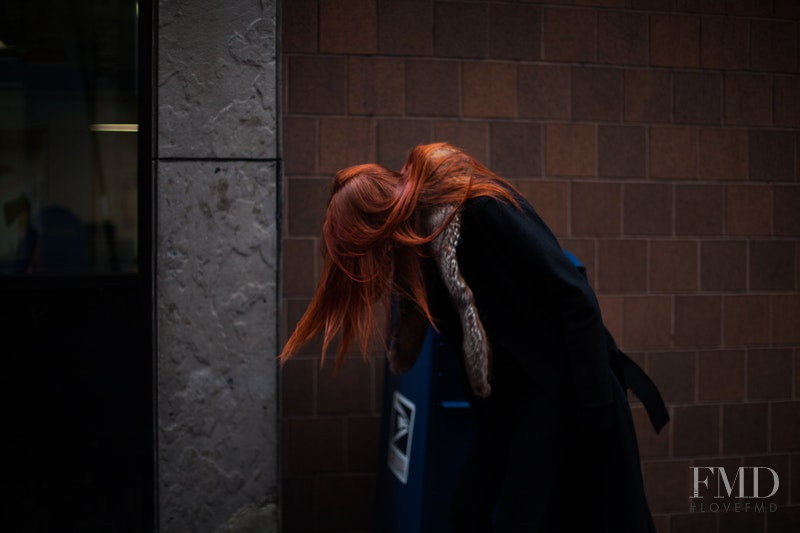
[157,160,278,531]
[158,0,277,159]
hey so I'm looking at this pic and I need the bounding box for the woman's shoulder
[462,192,537,226]
[460,191,563,259]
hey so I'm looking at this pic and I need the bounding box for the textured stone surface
[158,0,277,158]
[157,160,278,532]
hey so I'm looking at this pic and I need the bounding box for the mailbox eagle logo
[388,391,416,484]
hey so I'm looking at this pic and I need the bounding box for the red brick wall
[280,1,800,531]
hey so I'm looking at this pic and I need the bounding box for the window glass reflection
[0,0,139,274]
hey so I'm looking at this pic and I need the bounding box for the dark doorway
[1,1,155,530]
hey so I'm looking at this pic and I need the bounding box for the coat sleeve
[464,195,614,431]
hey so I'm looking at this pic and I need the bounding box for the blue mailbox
[376,327,476,533]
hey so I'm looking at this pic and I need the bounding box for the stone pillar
[156,0,279,530]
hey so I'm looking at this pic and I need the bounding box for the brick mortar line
[282,233,800,242]
[284,52,800,76]
[767,399,773,453]
[284,173,800,187]
[644,449,795,463]
[282,113,800,133]
[651,401,798,409]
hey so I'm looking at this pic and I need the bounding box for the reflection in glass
[0,1,139,274]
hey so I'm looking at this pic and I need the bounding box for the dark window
[1,0,139,274]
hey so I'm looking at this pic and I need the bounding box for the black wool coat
[390,194,663,532]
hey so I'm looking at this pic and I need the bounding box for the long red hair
[279,142,519,367]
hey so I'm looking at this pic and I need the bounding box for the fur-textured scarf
[387,206,492,398]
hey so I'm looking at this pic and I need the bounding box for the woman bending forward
[281,142,666,532]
